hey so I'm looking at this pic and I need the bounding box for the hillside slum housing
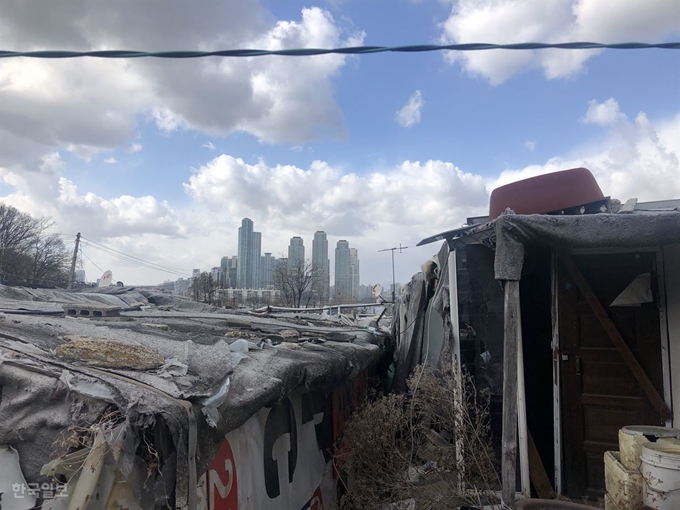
[0,286,390,510]
[397,168,680,508]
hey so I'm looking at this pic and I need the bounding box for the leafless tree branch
[272,257,325,308]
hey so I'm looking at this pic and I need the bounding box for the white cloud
[396,90,424,128]
[103,157,118,164]
[0,156,184,240]
[489,104,680,203]
[201,142,216,150]
[0,147,489,285]
[583,98,625,126]
[128,143,143,153]
[1,99,678,286]
[0,2,363,172]
[178,154,489,287]
[183,155,487,235]
[524,140,536,152]
[438,0,680,84]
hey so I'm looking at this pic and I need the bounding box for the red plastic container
[489,168,605,219]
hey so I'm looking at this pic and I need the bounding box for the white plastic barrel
[641,442,680,509]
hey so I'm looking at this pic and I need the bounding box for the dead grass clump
[49,407,163,492]
[335,360,499,510]
[56,336,165,370]
[53,407,124,456]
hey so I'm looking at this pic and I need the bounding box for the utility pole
[378,243,408,302]
[67,232,81,290]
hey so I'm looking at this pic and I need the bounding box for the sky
[0,0,679,286]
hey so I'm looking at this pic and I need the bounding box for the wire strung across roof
[1,42,679,59]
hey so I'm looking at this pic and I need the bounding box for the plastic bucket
[619,425,680,470]
[641,442,680,509]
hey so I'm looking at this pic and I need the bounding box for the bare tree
[0,204,70,286]
[272,257,324,308]
[26,218,70,286]
[190,272,217,304]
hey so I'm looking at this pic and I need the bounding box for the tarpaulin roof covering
[420,211,680,281]
[0,286,387,509]
[492,212,680,280]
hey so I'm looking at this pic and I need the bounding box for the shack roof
[0,286,388,507]
[418,208,680,281]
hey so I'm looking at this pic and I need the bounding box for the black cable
[80,240,190,277]
[1,42,678,59]
[81,237,190,274]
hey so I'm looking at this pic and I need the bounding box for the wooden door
[558,252,664,498]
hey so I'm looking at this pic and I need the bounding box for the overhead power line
[0,42,678,59]
[79,237,190,277]
[82,242,190,278]
[80,236,189,272]
[83,237,187,273]
[80,248,105,275]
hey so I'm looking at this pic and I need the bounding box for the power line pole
[378,243,408,303]
[67,232,81,290]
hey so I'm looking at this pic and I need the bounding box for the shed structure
[408,169,680,507]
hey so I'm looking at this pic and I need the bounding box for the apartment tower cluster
[193,218,361,304]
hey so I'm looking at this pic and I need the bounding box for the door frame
[551,246,672,494]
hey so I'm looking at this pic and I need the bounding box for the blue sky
[0,0,679,285]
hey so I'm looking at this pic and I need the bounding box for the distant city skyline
[187,220,371,304]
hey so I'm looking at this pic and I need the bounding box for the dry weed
[53,407,124,457]
[50,407,163,493]
[335,360,500,510]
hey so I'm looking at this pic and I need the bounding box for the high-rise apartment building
[236,218,262,289]
[350,248,360,301]
[334,240,352,303]
[253,231,262,288]
[288,236,305,269]
[228,256,238,289]
[210,267,224,288]
[218,256,231,288]
[260,253,276,288]
[312,231,330,303]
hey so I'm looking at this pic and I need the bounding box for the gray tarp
[430,240,454,362]
[0,287,387,509]
[392,241,452,392]
[494,212,680,280]
[391,272,428,392]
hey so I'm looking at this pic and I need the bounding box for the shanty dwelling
[401,168,680,509]
[0,286,390,509]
